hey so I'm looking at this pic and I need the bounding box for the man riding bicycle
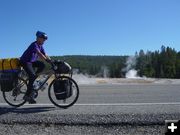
[20,31,51,104]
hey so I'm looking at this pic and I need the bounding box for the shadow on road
[0,106,55,115]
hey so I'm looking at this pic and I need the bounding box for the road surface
[0,83,180,134]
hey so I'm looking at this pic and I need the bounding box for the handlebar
[49,61,58,71]
[49,60,72,76]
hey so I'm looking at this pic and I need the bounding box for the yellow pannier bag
[0,58,20,71]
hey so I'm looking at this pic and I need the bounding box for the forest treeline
[48,46,180,78]
[136,46,180,78]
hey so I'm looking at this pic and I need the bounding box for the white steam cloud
[101,66,109,78]
[72,73,97,84]
[125,69,139,78]
[123,56,140,78]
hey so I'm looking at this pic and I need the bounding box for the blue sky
[0,0,180,58]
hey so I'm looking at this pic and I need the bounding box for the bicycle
[2,60,79,109]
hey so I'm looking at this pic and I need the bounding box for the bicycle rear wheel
[2,77,27,107]
[48,76,79,109]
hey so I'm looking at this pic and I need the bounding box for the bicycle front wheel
[2,77,27,107]
[48,76,79,109]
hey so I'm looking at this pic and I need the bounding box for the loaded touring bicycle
[0,58,79,108]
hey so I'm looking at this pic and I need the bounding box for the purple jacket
[20,41,46,63]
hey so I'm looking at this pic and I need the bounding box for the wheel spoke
[3,77,27,107]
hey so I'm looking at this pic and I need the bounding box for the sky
[0,0,180,58]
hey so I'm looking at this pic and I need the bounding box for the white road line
[76,102,180,106]
[1,102,180,106]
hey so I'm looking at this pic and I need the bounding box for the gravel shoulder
[0,124,164,135]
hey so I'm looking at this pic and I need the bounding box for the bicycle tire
[48,76,79,109]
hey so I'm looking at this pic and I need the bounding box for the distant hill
[45,46,180,78]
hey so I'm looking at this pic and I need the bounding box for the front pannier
[53,79,72,100]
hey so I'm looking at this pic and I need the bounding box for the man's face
[37,37,46,45]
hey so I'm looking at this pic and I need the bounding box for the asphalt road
[0,83,180,135]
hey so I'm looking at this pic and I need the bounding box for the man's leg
[32,61,45,75]
[21,62,37,103]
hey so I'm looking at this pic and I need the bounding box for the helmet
[36,31,48,40]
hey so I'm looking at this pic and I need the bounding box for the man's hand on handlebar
[45,58,52,64]
[47,59,58,71]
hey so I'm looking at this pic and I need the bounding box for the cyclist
[20,31,51,104]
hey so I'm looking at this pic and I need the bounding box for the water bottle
[33,80,40,90]
[39,77,48,91]
[33,76,48,91]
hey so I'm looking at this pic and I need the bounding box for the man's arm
[37,50,51,63]
[45,55,51,61]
